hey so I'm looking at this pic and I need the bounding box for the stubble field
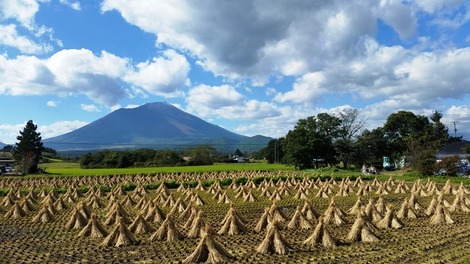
[1,171,470,263]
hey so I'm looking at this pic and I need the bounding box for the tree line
[256,109,453,175]
[79,145,226,168]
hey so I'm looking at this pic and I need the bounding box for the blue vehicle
[383,156,395,171]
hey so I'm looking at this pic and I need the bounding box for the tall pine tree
[14,120,44,174]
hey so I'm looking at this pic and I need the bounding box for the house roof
[436,140,470,159]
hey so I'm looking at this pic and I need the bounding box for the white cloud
[38,120,89,140]
[187,84,243,109]
[80,104,100,112]
[185,84,281,121]
[0,0,39,29]
[0,123,24,144]
[59,0,81,11]
[46,100,59,107]
[0,120,88,144]
[0,48,191,107]
[100,0,380,81]
[446,105,470,119]
[414,0,463,14]
[274,72,325,103]
[124,50,190,97]
[376,0,417,39]
[123,104,141,109]
[0,24,52,54]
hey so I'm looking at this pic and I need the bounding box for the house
[435,140,470,160]
[435,140,470,176]
[0,156,16,174]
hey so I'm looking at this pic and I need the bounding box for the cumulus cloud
[59,0,81,11]
[0,123,24,144]
[274,72,326,104]
[124,50,190,97]
[46,100,59,107]
[80,104,100,112]
[376,0,417,39]
[0,48,191,107]
[100,0,379,81]
[446,105,470,119]
[38,120,89,140]
[414,0,463,14]
[0,24,52,54]
[185,84,280,120]
[0,0,39,29]
[0,120,90,144]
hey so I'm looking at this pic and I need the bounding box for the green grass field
[37,160,470,186]
[38,161,295,177]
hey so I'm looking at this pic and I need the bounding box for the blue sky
[1,0,470,144]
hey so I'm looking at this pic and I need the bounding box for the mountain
[0,142,6,149]
[43,102,271,152]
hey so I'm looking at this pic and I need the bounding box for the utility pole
[274,140,277,164]
[452,121,459,138]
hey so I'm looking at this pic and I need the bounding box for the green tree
[184,145,216,165]
[14,120,44,174]
[233,148,243,157]
[283,113,341,169]
[383,111,430,160]
[407,111,449,175]
[153,149,183,166]
[382,110,449,175]
[334,108,365,169]
[255,138,284,164]
[2,145,15,152]
[354,127,391,167]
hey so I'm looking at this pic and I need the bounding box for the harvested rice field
[1,171,470,263]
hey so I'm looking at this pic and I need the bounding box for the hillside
[43,102,271,152]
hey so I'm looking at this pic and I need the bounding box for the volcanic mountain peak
[43,102,270,152]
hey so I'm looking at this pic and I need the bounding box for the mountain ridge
[43,102,271,152]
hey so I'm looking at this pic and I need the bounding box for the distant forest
[78,146,248,169]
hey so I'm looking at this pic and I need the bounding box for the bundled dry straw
[347,197,364,215]
[303,216,338,248]
[183,225,233,264]
[256,221,292,255]
[287,206,313,230]
[323,200,347,226]
[32,206,55,223]
[397,199,418,219]
[187,211,207,239]
[363,198,383,222]
[101,217,138,247]
[79,214,108,238]
[377,205,403,229]
[66,207,88,230]
[255,207,272,233]
[145,203,166,224]
[430,203,454,225]
[301,200,320,221]
[149,213,184,242]
[408,193,424,211]
[347,213,379,242]
[449,194,470,213]
[104,202,131,225]
[375,196,386,214]
[4,201,27,219]
[268,202,288,223]
[218,204,248,235]
[128,213,156,235]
